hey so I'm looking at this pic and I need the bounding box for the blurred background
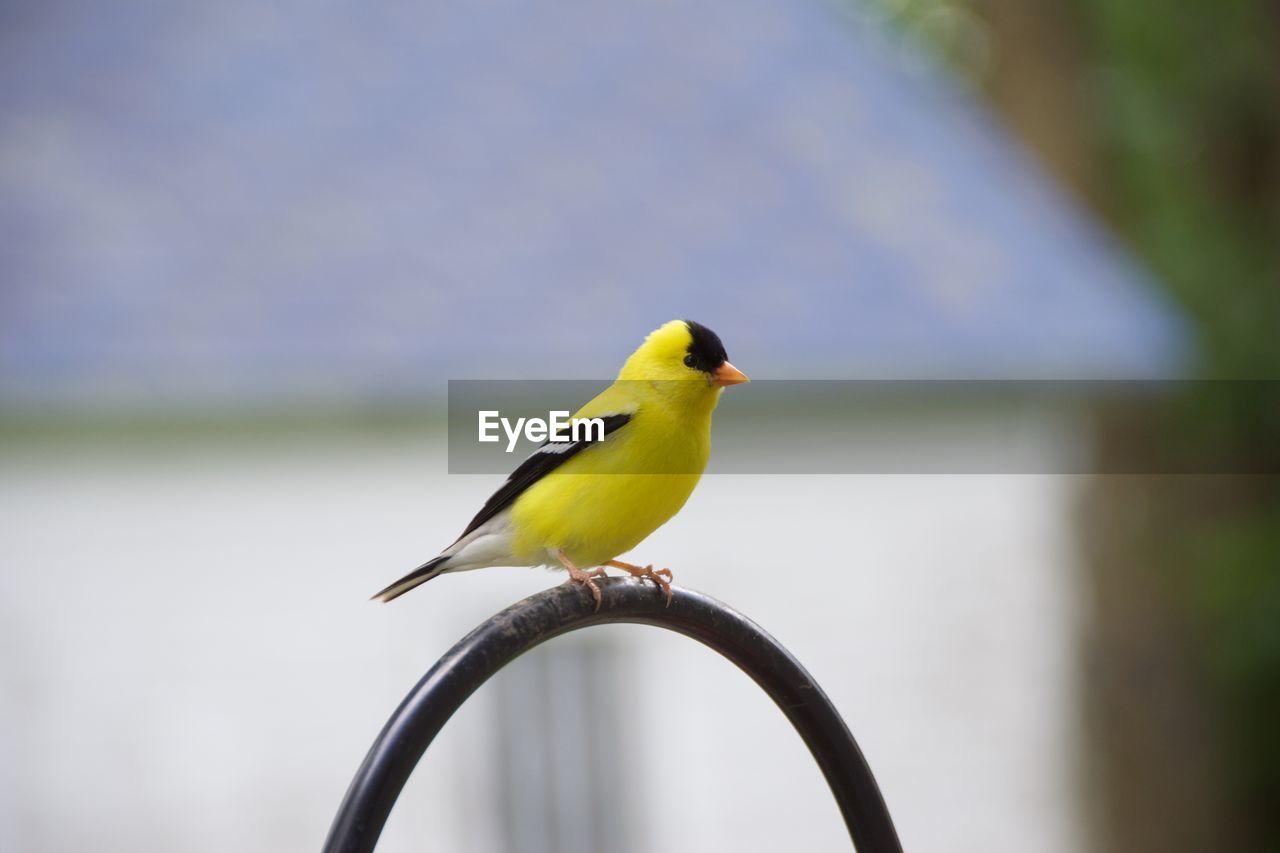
[1,1,1276,852]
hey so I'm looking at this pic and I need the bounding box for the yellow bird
[373,319,748,607]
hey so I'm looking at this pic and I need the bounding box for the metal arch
[323,577,903,852]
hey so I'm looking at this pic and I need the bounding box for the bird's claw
[641,565,674,607]
[607,560,673,606]
[565,566,607,611]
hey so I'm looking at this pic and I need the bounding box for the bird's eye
[683,354,697,368]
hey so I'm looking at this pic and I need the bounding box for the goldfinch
[373,319,747,607]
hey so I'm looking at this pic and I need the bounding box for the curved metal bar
[323,577,903,853]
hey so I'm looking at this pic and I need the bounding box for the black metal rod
[323,577,903,853]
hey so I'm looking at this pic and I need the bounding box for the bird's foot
[557,552,608,610]
[565,566,608,610]
[607,560,674,606]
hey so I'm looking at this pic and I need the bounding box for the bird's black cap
[683,320,728,372]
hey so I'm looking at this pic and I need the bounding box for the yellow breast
[508,402,710,567]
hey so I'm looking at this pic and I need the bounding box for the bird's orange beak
[711,361,749,387]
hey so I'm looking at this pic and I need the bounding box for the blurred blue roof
[0,0,1187,406]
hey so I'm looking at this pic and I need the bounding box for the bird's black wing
[454,413,632,541]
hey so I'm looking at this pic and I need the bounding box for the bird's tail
[371,555,450,603]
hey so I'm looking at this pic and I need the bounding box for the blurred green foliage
[1075,3,1279,845]
[1079,0,1280,377]
[865,0,994,83]
[871,0,1280,846]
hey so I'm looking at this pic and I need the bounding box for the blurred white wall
[0,420,1083,853]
